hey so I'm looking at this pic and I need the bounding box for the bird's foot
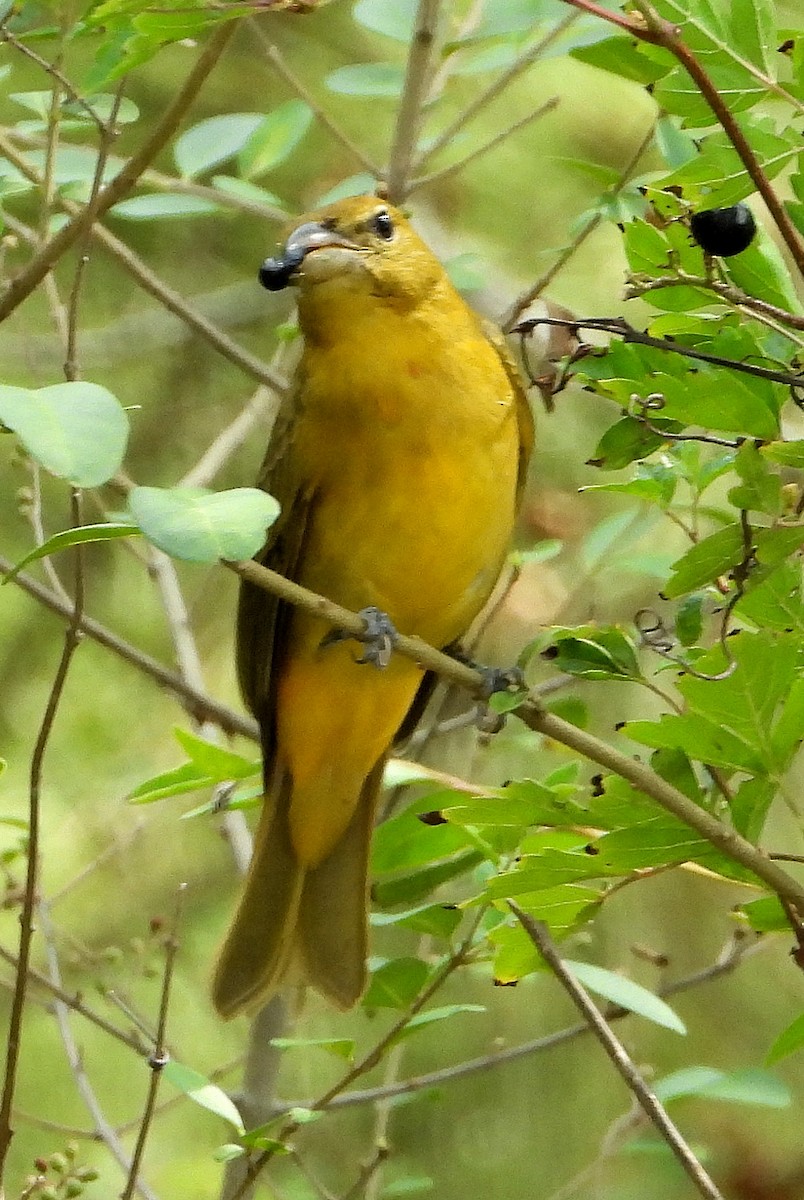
[446,644,525,700]
[321,606,399,669]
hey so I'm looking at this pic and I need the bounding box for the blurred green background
[1,1,803,1198]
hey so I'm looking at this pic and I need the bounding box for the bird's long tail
[212,760,383,1017]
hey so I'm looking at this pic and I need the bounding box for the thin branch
[179,386,278,489]
[0,557,259,740]
[385,0,442,204]
[510,906,726,1200]
[249,20,380,178]
[415,11,581,172]
[411,98,559,192]
[518,314,804,388]
[556,0,804,276]
[0,25,105,130]
[143,167,288,222]
[35,905,160,1200]
[0,20,237,324]
[281,934,757,1113]
[0,492,85,1177]
[501,122,655,330]
[121,886,186,1200]
[0,944,147,1055]
[225,554,804,911]
[229,912,486,1200]
[625,272,804,334]
[0,133,290,394]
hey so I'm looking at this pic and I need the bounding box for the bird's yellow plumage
[213,196,533,1016]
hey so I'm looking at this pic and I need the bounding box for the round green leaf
[174,113,263,179]
[110,193,220,220]
[129,486,280,563]
[0,381,129,486]
[238,100,313,180]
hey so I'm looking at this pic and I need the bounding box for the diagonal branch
[385,0,442,204]
[511,906,726,1200]
[0,20,238,325]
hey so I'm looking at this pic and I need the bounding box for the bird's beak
[258,222,363,292]
[284,221,359,261]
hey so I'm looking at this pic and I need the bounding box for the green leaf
[128,761,219,805]
[129,486,279,563]
[0,381,128,486]
[766,1012,804,1066]
[325,63,405,97]
[656,1066,790,1109]
[564,960,686,1033]
[395,1004,485,1042]
[663,523,745,598]
[363,957,429,1009]
[111,193,220,220]
[314,173,379,206]
[3,522,139,583]
[174,113,263,178]
[372,802,475,873]
[173,728,260,780]
[270,1037,355,1062]
[543,626,641,682]
[738,895,791,932]
[238,101,313,179]
[370,903,462,939]
[587,415,681,470]
[163,1062,244,1133]
[214,1144,245,1163]
[372,851,484,907]
[353,0,416,41]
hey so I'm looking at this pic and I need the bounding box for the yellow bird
[213,195,533,1017]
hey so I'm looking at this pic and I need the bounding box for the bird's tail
[212,760,383,1018]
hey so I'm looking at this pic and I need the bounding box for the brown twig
[121,886,186,1200]
[0,493,85,1176]
[385,0,442,204]
[0,556,259,739]
[511,905,726,1200]
[0,20,237,324]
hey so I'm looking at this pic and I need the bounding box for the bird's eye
[372,210,394,240]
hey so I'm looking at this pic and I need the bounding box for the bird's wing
[236,389,317,773]
[480,316,534,499]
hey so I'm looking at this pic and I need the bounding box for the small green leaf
[656,1066,790,1108]
[394,1005,485,1042]
[111,193,220,220]
[766,1012,804,1066]
[353,0,416,41]
[564,961,686,1033]
[663,524,745,598]
[238,101,313,180]
[173,728,260,780]
[163,1062,244,1133]
[129,485,279,563]
[270,1037,354,1062]
[213,1144,245,1163]
[174,113,263,178]
[4,522,139,583]
[325,63,405,97]
[363,957,429,1009]
[128,761,217,805]
[738,895,791,932]
[0,381,128,486]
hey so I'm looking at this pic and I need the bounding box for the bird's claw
[321,606,398,669]
[476,664,526,701]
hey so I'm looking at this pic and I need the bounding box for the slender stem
[0,493,85,1179]
[0,556,259,740]
[35,905,160,1200]
[0,20,237,324]
[280,934,757,1113]
[229,913,485,1200]
[416,12,581,172]
[625,272,804,334]
[0,132,290,393]
[501,122,655,330]
[510,906,726,1200]
[121,886,185,1200]
[249,21,380,178]
[411,98,559,192]
[385,0,442,204]
[0,944,146,1054]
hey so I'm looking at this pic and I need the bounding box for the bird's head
[259,195,446,311]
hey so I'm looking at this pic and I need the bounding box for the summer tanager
[213,195,533,1017]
